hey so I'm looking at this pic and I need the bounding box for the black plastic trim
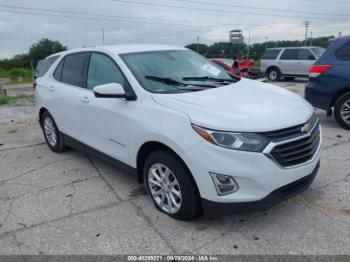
[201,162,320,217]
[61,133,138,178]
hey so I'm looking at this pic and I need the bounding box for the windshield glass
[311,47,325,58]
[121,50,237,93]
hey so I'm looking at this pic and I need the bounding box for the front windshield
[311,47,325,58]
[121,50,237,93]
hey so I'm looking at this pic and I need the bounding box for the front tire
[267,67,281,81]
[143,150,200,221]
[41,111,66,152]
[334,92,350,130]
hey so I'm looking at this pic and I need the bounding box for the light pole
[102,29,105,45]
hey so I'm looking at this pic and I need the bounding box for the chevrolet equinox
[35,45,322,220]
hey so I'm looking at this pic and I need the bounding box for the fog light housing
[210,173,239,196]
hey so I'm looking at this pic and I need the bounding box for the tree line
[186,35,335,59]
[0,38,66,69]
[0,35,336,70]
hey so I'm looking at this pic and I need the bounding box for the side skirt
[61,133,139,180]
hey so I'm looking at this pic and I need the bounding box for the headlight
[192,124,270,152]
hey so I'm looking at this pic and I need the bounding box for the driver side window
[87,53,126,90]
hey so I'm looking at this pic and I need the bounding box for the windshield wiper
[145,75,187,86]
[182,76,237,83]
[145,75,217,89]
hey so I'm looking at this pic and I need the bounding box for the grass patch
[8,128,18,134]
[0,94,34,106]
[0,67,33,85]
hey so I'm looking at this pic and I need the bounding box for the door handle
[80,96,90,104]
[49,86,55,92]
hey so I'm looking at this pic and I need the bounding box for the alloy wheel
[148,163,182,214]
[43,117,57,147]
[340,99,350,125]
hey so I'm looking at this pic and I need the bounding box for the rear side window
[280,49,299,60]
[61,52,89,87]
[261,49,281,60]
[53,59,64,81]
[87,53,126,90]
[35,56,58,78]
[298,49,315,60]
[336,42,350,61]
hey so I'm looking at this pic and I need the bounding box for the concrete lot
[0,81,350,255]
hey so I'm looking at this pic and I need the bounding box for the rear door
[49,52,90,139]
[296,48,316,75]
[278,49,299,75]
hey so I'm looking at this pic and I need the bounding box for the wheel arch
[266,65,281,74]
[136,141,200,199]
[330,86,350,108]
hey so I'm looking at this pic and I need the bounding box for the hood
[152,78,313,132]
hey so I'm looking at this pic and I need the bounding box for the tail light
[32,80,37,90]
[309,65,332,78]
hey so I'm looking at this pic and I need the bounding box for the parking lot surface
[0,81,350,255]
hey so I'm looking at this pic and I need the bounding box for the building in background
[229,30,244,44]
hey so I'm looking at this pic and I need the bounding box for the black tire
[41,111,67,152]
[334,92,350,130]
[267,67,281,81]
[143,150,200,221]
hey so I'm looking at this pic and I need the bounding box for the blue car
[305,35,350,129]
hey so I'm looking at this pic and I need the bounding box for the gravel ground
[0,81,349,255]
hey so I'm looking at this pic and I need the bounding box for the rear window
[311,47,325,58]
[280,49,299,60]
[35,56,59,78]
[336,42,350,61]
[261,49,281,60]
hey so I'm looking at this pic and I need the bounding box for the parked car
[260,46,325,81]
[305,35,350,129]
[210,58,264,80]
[35,45,321,220]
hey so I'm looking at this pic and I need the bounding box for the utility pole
[102,29,105,45]
[196,36,200,53]
[310,31,313,46]
[265,36,268,49]
[339,32,342,38]
[303,21,311,45]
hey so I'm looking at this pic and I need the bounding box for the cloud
[0,0,349,58]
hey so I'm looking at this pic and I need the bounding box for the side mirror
[93,83,134,100]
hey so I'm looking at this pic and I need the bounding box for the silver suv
[260,47,325,81]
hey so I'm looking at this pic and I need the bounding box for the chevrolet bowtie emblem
[301,123,312,133]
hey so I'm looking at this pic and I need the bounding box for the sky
[0,0,349,58]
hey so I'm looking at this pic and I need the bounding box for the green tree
[185,43,209,55]
[29,38,67,63]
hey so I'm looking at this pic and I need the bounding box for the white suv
[35,45,322,220]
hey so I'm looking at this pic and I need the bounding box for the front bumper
[201,162,320,217]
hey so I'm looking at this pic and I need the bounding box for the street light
[196,36,200,53]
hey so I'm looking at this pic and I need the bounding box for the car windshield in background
[311,47,325,57]
[121,50,237,94]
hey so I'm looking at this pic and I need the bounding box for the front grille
[270,122,320,167]
[262,113,318,142]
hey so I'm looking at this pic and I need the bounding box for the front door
[80,52,134,164]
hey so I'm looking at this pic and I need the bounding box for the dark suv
[305,35,350,129]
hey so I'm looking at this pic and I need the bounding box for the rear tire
[334,92,350,130]
[143,150,200,221]
[41,111,67,152]
[267,67,281,81]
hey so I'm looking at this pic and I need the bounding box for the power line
[175,0,350,17]
[0,4,300,29]
[0,4,319,30]
[112,0,347,21]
